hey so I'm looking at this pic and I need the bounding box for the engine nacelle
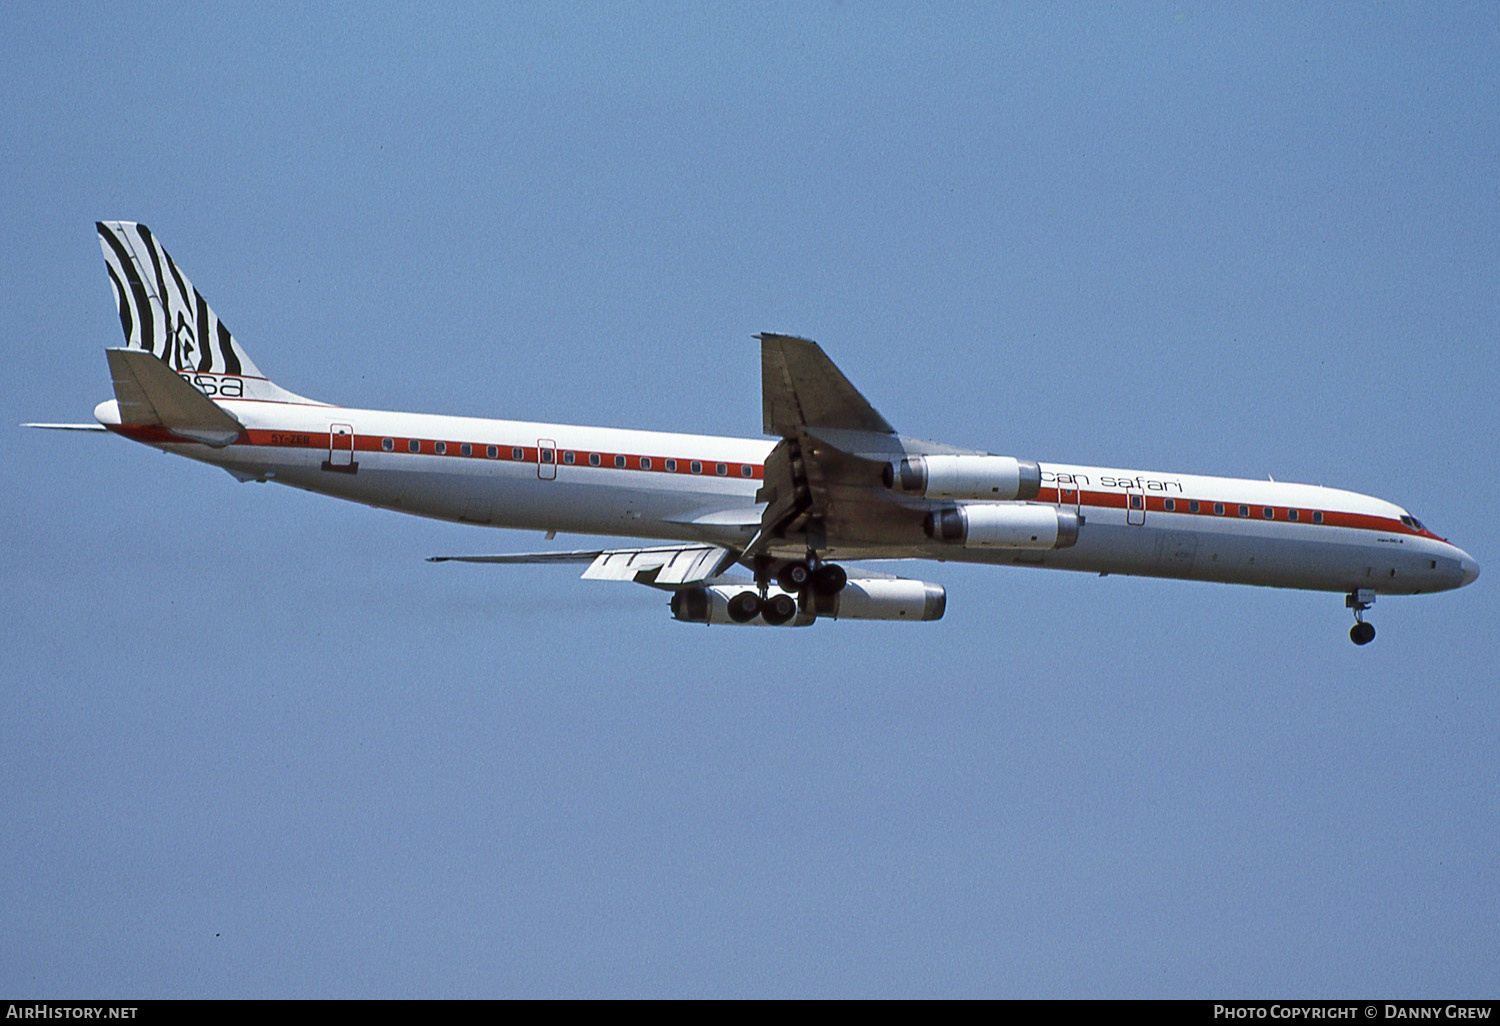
[670,579,946,625]
[810,578,946,621]
[884,454,1042,501]
[925,502,1082,549]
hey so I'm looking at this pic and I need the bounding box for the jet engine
[925,502,1082,549]
[671,578,946,626]
[884,454,1042,501]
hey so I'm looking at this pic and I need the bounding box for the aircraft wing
[430,543,736,588]
[749,334,978,562]
[760,332,896,436]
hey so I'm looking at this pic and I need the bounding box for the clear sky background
[2,3,1496,998]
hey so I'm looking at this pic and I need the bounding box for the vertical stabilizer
[96,221,317,404]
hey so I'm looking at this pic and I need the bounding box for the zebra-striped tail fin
[96,221,317,404]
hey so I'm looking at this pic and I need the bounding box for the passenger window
[435,441,447,455]
[512,447,524,461]
[461,443,473,457]
[487,445,498,459]
[690,461,702,474]
[1288,509,1299,521]
[614,455,626,468]
[382,438,394,452]
[1312,511,1324,524]
[1238,505,1249,518]
[741,465,753,478]
[409,439,420,454]
[665,459,677,472]
[589,453,601,467]
[641,457,652,470]
[563,451,575,464]
[1129,494,1143,509]
[1213,503,1225,516]
[1263,507,1273,519]
[1164,498,1175,511]
[1189,501,1200,513]
[716,463,728,476]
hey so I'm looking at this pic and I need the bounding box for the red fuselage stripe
[107,424,1440,541]
[245,428,765,479]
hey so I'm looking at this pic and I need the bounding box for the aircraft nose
[1459,554,1480,587]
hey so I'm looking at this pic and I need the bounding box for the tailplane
[96,221,316,404]
[101,348,244,447]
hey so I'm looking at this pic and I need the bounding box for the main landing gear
[777,559,847,598]
[730,555,850,625]
[1346,589,1376,646]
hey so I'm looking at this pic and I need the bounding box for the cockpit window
[1400,513,1429,531]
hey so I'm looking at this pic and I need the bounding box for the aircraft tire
[777,562,811,593]
[811,563,848,596]
[1350,622,1376,645]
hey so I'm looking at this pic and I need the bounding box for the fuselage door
[1056,477,1082,514]
[1126,486,1146,526]
[537,438,557,481]
[324,423,357,473]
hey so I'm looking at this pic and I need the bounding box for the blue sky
[2,3,1496,997]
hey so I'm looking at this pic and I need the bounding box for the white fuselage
[94,396,1478,597]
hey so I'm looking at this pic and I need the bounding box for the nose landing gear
[1346,589,1376,645]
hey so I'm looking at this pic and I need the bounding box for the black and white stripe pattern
[97,221,263,380]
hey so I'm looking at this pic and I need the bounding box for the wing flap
[431,544,734,587]
[581,545,730,584]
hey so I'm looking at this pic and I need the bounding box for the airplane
[30,221,1479,643]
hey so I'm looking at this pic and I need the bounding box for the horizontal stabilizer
[23,422,108,431]
[430,544,734,587]
[106,348,243,447]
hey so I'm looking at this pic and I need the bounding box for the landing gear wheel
[727,591,762,623]
[1345,590,1376,645]
[776,561,812,594]
[810,563,848,596]
[762,593,798,626]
